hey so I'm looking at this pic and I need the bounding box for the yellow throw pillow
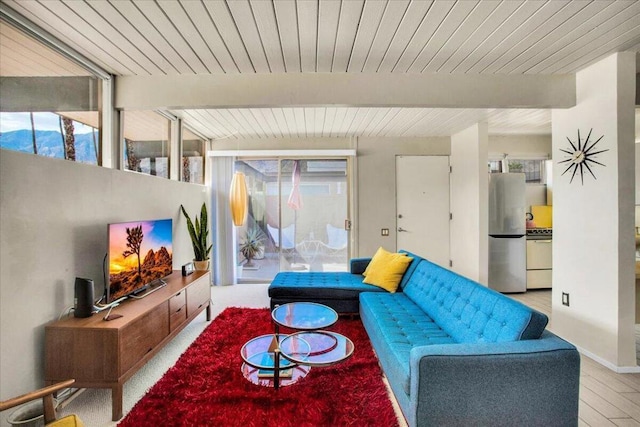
[363,247,395,276]
[362,247,413,293]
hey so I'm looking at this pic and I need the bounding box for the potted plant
[180,203,212,271]
[239,227,265,268]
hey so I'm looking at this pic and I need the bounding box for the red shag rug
[119,307,399,427]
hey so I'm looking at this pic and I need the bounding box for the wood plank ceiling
[2,0,639,139]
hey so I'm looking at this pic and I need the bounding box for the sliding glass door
[234,157,350,282]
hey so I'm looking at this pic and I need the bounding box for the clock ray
[577,129,582,151]
[566,136,578,152]
[584,149,608,157]
[583,161,597,180]
[569,163,579,183]
[584,135,604,154]
[584,158,605,167]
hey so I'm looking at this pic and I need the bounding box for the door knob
[398,227,407,232]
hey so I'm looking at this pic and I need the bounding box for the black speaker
[74,277,94,318]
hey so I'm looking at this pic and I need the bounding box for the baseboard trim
[576,345,640,373]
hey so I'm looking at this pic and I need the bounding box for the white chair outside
[267,224,296,251]
[326,224,348,250]
[324,224,348,260]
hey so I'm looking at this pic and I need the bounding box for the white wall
[0,150,210,401]
[355,137,450,257]
[489,134,552,157]
[450,123,489,284]
[551,52,636,368]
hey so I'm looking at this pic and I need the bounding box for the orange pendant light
[230,171,248,226]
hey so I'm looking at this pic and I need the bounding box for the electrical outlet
[562,292,570,307]
[381,228,389,236]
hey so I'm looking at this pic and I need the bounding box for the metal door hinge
[449,213,453,220]
[344,219,352,231]
[449,260,453,267]
[449,166,452,173]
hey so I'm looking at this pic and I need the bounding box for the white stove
[526,228,552,239]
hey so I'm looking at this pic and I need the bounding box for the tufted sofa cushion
[403,260,548,343]
[360,292,455,395]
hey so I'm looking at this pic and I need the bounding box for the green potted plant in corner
[239,226,265,268]
[180,203,212,271]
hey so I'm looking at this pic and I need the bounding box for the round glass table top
[240,334,311,369]
[271,302,338,330]
[240,334,312,388]
[280,331,354,367]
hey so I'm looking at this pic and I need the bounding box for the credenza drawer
[120,304,168,375]
[169,291,186,313]
[170,304,187,332]
[187,276,210,317]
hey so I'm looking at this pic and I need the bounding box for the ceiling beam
[115,73,575,110]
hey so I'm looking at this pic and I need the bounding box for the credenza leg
[112,384,123,421]
[206,301,212,321]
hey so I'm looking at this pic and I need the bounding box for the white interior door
[396,156,450,268]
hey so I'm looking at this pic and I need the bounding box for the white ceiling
[1,0,639,139]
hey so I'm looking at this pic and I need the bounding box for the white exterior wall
[551,52,636,369]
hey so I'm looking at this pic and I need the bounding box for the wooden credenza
[44,271,211,421]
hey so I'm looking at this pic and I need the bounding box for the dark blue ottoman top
[269,272,387,300]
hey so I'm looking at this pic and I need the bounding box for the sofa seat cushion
[403,260,548,343]
[269,272,386,300]
[360,292,455,395]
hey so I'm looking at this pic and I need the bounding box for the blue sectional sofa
[268,250,580,426]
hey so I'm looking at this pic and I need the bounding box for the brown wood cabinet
[45,271,211,421]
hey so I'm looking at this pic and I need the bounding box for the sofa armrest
[350,258,371,275]
[408,332,580,427]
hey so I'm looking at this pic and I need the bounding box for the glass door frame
[235,155,354,282]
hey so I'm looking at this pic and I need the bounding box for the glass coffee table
[240,302,354,388]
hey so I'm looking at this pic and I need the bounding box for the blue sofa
[268,250,580,426]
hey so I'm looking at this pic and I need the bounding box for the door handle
[398,227,407,232]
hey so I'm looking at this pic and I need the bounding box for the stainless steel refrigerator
[488,173,527,293]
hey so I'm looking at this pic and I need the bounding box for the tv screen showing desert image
[108,219,173,302]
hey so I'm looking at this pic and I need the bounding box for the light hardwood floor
[510,290,640,427]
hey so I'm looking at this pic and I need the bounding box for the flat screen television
[107,219,173,303]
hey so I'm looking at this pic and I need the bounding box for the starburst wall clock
[558,128,608,185]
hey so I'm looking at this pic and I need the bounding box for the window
[181,127,205,184]
[0,20,101,165]
[488,160,503,174]
[507,159,545,183]
[488,157,547,183]
[122,111,171,178]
